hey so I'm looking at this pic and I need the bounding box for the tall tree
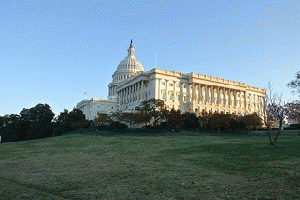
[20,103,55,140]
[135,99,165,126]
[0,114,23,142]
[287,71,300,94]
[286,101,300,124]
[164,109,186,130]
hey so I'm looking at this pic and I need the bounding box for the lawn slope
[0,131,299,199]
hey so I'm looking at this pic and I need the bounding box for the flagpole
[155,49,156,68]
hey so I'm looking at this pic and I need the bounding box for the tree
[20,103,55,140]
[286,101,300,124]
[198,110,211,130]
[0,114,23,142]
[263,84,289,147]
[208,113,231,131]
[53,108,88,135]
[53,109,70,134]
[93,113,112,126]
[287,71,300,94]
[239,113,263,130]
[135,99,165,126]
[68,108,86,126]
[164,109,186,130]
[183,112,200,130]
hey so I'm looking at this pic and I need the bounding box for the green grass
[0,131,299,199]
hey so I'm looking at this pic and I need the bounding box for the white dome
[117,57,144,72]
[112,40,144,83]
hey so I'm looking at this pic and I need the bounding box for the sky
[1,0,299,116]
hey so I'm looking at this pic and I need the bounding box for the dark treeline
[0,104,91,142]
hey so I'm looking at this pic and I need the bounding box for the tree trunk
[267,127,275,147]
[272,121,282,146]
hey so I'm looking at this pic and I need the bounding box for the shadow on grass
[155,137,300,179]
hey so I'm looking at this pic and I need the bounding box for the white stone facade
[77,40,266,120]
[76,98,117,120]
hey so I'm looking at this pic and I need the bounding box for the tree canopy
[287,71,300,94]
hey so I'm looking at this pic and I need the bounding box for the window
[169,83,173,87]
[183,84,186,89]
[170,93,174,100]
[162,93,166,100]
[162,82,166,85]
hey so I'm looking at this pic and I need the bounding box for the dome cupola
[108,40,144,99]
[112,40,144,83]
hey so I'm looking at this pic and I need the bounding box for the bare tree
[287,71,300,94]
[263,83,289,147]
[286,101,300,124]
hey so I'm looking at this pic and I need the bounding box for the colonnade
[116,78,264,115]
[118,79,154,107]
[155,79,264,114]
[108,85,118,97]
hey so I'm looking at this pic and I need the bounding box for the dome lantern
[127,39,135,59]
[112,40,144,82]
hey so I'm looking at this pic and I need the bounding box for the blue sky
[1,0,299,116]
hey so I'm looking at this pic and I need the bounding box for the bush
[109,121,128,130]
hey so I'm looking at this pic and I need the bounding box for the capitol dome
[112,40,144,83]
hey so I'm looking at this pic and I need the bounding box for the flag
[84,92,87,95]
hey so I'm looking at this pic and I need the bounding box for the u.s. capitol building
[77,40,265,120]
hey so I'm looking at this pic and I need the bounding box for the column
[229,89,232,108]
[173,81,176,102]
[191,83,195,102]
[117,91,119,106]
[254,94,257,112]
[180,82,183,103]
[141,81,144,101]
[234,89,237,108]
[158,79,161,99]
[198,84,201,104]
[165,80,168,101]
[154,79,158,99]
[135,83,138,101]
[217,86,220,106]
[187,83,190,103]
[131,85,133,103]
[138,82,141,101]
[205,85,208,104]
[122,89,124,105]
[211,85,213,105]
[244,91,247,112]
[223,88,226,107]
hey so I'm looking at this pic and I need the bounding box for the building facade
[77,41,265,120]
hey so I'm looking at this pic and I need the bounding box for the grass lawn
[0,131,299,199]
